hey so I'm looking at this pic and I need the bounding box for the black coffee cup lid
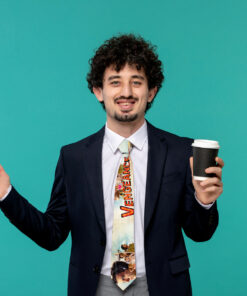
[192,139,220,149]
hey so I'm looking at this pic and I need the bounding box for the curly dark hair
[111,261,129,284]
[87,34,164,112]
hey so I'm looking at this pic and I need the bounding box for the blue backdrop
[0,0,246,295]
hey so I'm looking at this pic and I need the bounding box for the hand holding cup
[189,140,224,205]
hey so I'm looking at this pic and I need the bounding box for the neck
[106,117,145,138]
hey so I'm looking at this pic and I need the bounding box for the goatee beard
[114,112,138,122]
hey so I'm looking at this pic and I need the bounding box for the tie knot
[118,139,132,156]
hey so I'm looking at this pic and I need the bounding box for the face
[93,63,157,126]
[115,269,136,283]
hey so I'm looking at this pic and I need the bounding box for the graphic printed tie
[111,139,136,290]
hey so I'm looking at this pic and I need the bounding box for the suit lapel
[144,121,168,233]
[83,126,106,235]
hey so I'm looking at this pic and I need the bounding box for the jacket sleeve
[0,148,70,251]
[181,153,219,242]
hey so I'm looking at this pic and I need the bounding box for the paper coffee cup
[192,139,220,180]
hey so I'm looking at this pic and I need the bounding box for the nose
[124,277,130,282]
[120,83,133,97]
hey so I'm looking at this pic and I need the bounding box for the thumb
[189,157,193,176]
[0,164,7,175]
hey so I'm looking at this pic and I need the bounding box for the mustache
[114,96,138,103]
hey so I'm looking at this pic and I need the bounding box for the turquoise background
[0,0,246,295]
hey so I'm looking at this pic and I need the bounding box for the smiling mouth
[116,99,136,111]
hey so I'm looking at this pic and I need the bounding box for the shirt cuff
[0,185,12,201]
[194,191,214,210]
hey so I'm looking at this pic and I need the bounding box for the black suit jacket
[0,121,218,296]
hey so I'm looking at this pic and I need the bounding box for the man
[0,34,224,296]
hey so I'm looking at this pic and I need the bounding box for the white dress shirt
[101,120,149,277]
[0,120,213,278]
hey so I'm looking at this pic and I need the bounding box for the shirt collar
[104,120,148,154]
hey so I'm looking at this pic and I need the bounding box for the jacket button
[93,265,100,274]
[100,239,106,246]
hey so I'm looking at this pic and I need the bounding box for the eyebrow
[108,75,121,81]
[107,75,145,81]
[132,75,145,80]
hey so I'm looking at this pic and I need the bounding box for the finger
[200,177,221,186]
[205,167,222,179]
[200,177,223,187]
[216,157,224,168]
[202,185,223,193]
[189,157,193,176]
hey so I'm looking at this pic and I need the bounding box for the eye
[133,81,142,85]
[110,81,120,86]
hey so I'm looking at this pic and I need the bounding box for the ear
[93,87,103,102]
[147,86,158,103]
